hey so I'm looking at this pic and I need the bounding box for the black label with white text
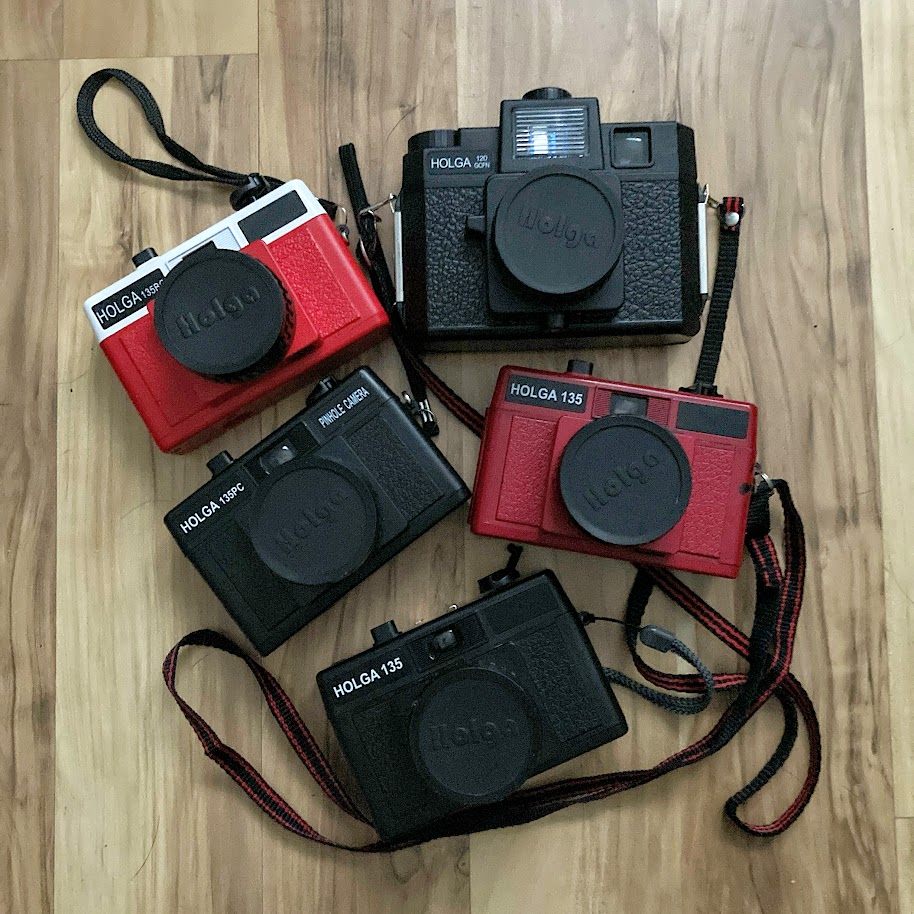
[505,374,588,412]
[171,472,250,541]
[92,269,165,330]
[328,654,408,701]
[426,148,494,175]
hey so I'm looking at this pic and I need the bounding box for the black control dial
[522,87,572,101]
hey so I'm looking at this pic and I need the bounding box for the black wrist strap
[337,143,439,437]
[164,481,820,844]
[76,68,339,215]
[683,195,745,396]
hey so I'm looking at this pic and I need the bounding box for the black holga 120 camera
[400,87,704,351]
[318,554,628,839]
[164,368,469,654]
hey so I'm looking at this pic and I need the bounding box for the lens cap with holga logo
[250,460,378,585]
[559,415,692,546]
[153,246,294,380]
[411,668,539,804]
[493,164,623,299]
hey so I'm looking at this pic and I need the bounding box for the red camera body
[84,181,389,453]
[470,363,758,578]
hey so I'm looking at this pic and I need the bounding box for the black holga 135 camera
[400,87,703,351]
[318,555,628,839]
[164,368,469,654]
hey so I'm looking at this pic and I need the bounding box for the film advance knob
[153,246,294,381]
[522,87,572,101]
[371,621,400,645]
[207,450,234,475]
[567,359,594,375]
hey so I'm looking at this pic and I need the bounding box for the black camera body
[400,88,702,351]
[164,367,470,654]
[318,567,628,840]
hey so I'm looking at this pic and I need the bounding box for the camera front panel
[317,572,627,840]
[84,181,389,452]
[401,93,702,351]
[471,365,758,578]
[165,368,469,653]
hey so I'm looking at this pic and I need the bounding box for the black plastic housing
[400,91,701,351]
[164,367,470,654]
[318,571,628,840]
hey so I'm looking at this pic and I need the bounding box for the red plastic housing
[470,365,758,578]
[100,214,388,453]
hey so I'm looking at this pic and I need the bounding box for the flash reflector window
[514,106,589,158]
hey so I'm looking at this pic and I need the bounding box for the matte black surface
[675,400,750,439]
[400,91,702,351]
[317,571,628,840]
[411,668,538,803]
[560,415,692,545]
[492,167,622,298]
[153,246,292,379]
[164,367,470,654]
[238,191,308,243]
[250,461,378,585]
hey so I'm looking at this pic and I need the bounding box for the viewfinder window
[514,106,589,158]
[612,128,652,167]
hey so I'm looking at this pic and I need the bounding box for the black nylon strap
[338,143,439,437]
[76,68,292,212]
[164,482,819,843]
[685,196,745,396]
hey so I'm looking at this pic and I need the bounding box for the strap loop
[76,68,284,211]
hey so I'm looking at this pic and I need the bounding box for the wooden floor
[2,0,912,911]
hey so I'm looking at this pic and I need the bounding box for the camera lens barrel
[410,667,539,804]
[559,415,693,546]
[153,246,295,381]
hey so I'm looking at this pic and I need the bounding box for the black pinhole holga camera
[164,367,470,654]
[400,87,705,351]
[317,554,628,840]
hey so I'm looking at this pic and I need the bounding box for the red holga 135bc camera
[83,180,389,453]
[470,361,758,578]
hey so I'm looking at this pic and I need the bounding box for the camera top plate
[559,414,692,546]
[250,459,378,585]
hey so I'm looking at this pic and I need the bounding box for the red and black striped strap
[163,481,819,847]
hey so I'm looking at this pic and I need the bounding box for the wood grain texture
[61,0,257,60]
[0,59,58,914]
[900,819,914,914]
[56,56,269,913]
[0,0,61,60]
[259,3,471,911]
[860,0,914,821]
[0,0,905,910]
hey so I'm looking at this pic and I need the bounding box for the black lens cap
[493,165,622,298]
[411,668,538,805]
[250,460,378,586]
[153,246,293,379]
[559,415,692,546]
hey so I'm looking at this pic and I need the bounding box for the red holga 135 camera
[83,180,389,453]
[470,361,758,578]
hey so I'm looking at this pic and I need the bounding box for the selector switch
[429,629,459,655]
[371,620,400,645]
